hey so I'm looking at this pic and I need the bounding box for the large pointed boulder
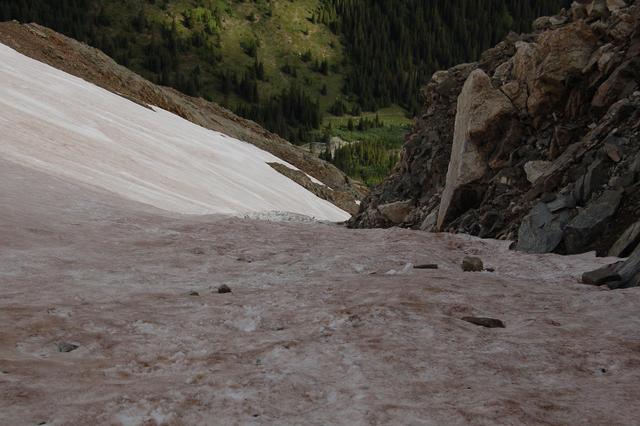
[437,69,515,230]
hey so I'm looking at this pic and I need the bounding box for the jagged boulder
[592,58,640,109]
[516,203,572,253]
[607,0,628,12]
[563,190,623,254]
[500,80,528,110]
[583,243,640,289]
[609,221,640,257]
[437,69,515,230]
[615,245,640,285]
[378,200,414,225]
[589,0,612,18]
[572,158,610,203]
[524,160,553,184]
[571,1,589,21]
[525,21,598,115]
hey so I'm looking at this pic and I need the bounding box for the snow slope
[0,43,349,221]
[2,157,640,425]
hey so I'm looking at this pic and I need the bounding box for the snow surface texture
[2,158,640,425]
[0,43,349,222]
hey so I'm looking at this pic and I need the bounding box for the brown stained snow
[1,158,640,425]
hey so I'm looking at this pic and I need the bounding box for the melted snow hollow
[0,43,349,222]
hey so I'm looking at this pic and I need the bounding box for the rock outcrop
[351,0,640,265]
[437,69,516,230]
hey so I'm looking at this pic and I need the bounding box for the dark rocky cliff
[350,0,640,272]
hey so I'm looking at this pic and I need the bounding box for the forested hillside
[1,0,567,181]
[323,0,570,113]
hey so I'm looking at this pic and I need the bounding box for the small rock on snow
[218,284,232,294]
[581,266,622,286]
[414,264,439,270]
[462,257,484,272]
[58,342,79,353]
[461,317,505,328]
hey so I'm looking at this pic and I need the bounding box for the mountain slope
[0,21,365,214]
[1,1,569,145]
[3,5,640,423]
[350,1,640,261]
[0,41,350,221]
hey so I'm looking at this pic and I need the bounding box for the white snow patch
[0,43,350,222]
[385,263,414,275]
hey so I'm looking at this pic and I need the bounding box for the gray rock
[606,0,627,11]
[378,200,414,225]
[524,160,553,184]
[58,342,79,353]
[582,265,623,285]
[605,280,627,290]
[461,256,484,272]
[188,290,200,296]
[549,15,568,26]
[547,193,577,212]
[615,246,640,286]
[564,190,623,254]
[631,152,640,174]
[609,221,640,257]
[588,0,611,19]
[516,203,571,253]
[500,80,528,110]
[493,60,513,83]
[541,192,557,203]
[573,159,609,204]
[414,264,439,270]
[217,284,232,294]
[571,2,589,20]
[420,211,438,232]
[533,16,552,31]
[604,142,622,162]
[592,58,640,109]
[584,244,640,289]
[609,173,635,189]
[461,317,505,328]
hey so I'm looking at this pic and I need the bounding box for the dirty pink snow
[1,43,640,426]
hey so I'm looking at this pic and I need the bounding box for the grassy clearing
[320,123,411,187]
[323,105,413,128]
